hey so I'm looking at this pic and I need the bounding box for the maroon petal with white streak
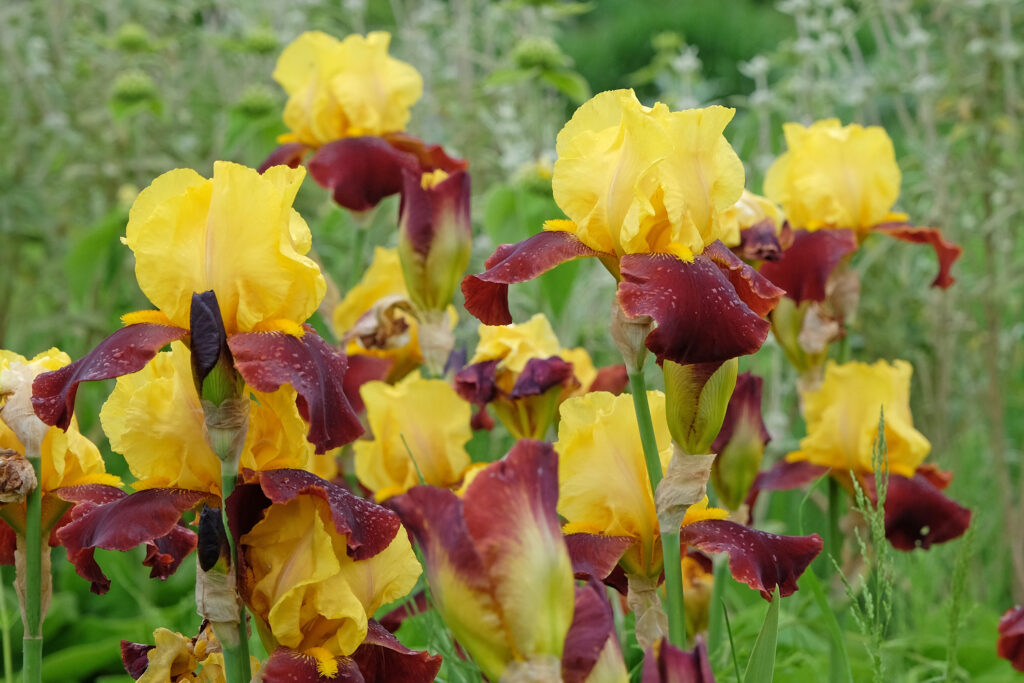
[229,326,363,453]
[617,247,782,366]
[680,519,823,600]
[307,136,420,212]
[998,605,1024,672]
[873,222,962,289]
[257,142,313,174]
[32,324,187,429]
[120,641,155,680]
[757,229,858,303]
[56,488,212,594]
[462,232,604,325]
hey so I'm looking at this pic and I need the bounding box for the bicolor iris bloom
[462,89,783,367]
[121,623,242,683]
[720,189,784,262]
[354,371,473,501]
[31,162,362,456]
[454,313,625,439]
[750,360,971,551]
[391,441,627,681]
[557,391,822,595]
[260,31,467,212]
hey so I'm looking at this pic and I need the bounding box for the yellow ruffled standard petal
[764,119,901,232]
[137,628,198,683]
[719,190,783,248]
[556,391,673,577]
[100,342,220,494]
[354,372,472,500]
[552,89,743,259]
[336,520,421,616]
[125,161,324,334]
[786,360,930,477]
[274,31,423,146]
[241,387,324,476]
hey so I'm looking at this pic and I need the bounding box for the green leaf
[743,589,780,683]
[802,567,853,683]
[539,70,591,103]
[484,67,537,88]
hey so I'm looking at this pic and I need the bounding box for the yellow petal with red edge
[786,359,930,477]
[336,518,421,617]
[556,391,673,577]
[136,628,197,683]
[470,313,562,373]
[125,161,323,334]
[354,372,471,500]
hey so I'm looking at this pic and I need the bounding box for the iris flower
[749,360,971,551]
[462,89,782,367]
[32,162,362,456]
[260,31,467,213]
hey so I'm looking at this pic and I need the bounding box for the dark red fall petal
[57,488,210,594]
[587,364,629,395]
[874,223,962,289]
[641,637,715,683]
[680,519,823,600]
[865,473,971,551]
[998,606,1024,672]
[257,143,312,174]
[738,219,783,262]
[32,324,187,429]
[711,372,771,454]
[307,136,420,212]
[379,591,429,633]
[564,533,634,583]
[758,228,858,303]
[0,521,15,565]
[563,579,621,683]
[352,620,444,682]
[261,648,363,682]
[383,132,469,175]
[399,168,471,257]
[915,463,953,490]
[509,356,576,399]
[462,231,603,325]
[229,326,364,453]
[453,360,499,405]
[743,460,830,513]
[704,241,784,318]
[343,354,394,414]
[617,252,777,365]
[121,640,155,680]
[227,469,400,560]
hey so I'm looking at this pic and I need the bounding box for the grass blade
[742,590,780,683]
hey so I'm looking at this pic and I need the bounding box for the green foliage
[743,589,780,683]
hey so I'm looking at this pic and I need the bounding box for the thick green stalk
[628,370,686,648]
[219,464,251,683]
[827,477,843,566]
[22,457,42,683]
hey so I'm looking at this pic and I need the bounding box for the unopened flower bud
[710,372,771,510]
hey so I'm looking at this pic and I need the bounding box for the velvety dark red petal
[998,606,1024,672]
[641,637,715,683]
[32,324,187,429]
[352,620,444,682]
[711,372,771,454]
[680,519,823,600]
[308,136,420,212]
[617,251,778,365]
[261,648,364,682]
[564,533,634,583]
[588,364,628,394]
[915,463,953,490]
[48,483,130,549]
[874,222,962,289]
[121,640,155,680]
[0,521,15,565]
[743,460,830,513]
[343,354,394,414]
[399,168,471,257]
[738,219,783,262]
[462,232,603,325]
[383,132,469,175]
[563,579,621,683]
[704,241,785,318]
[227,469,401,560]
[257,143,312,174]
[757,229,858,303]
[57,488,210,594]
[864,473,971,551]
[509,356,576,399]
[379,591,430,633]
[229,326,364,453]
[453,360,499,405]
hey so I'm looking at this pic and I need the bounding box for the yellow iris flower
[122,161,324,336]
[549,88,744,262]
[273,31,423,147]
[764,119,906,233]
[786,360,931,478]
[354,371,472,500]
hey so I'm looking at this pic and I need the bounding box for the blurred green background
[1,0,1021,680]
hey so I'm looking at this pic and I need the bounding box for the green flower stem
[827,476,843,566]
[23,456,42,683]
[219,460,251,683]
[628,369,686,648]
